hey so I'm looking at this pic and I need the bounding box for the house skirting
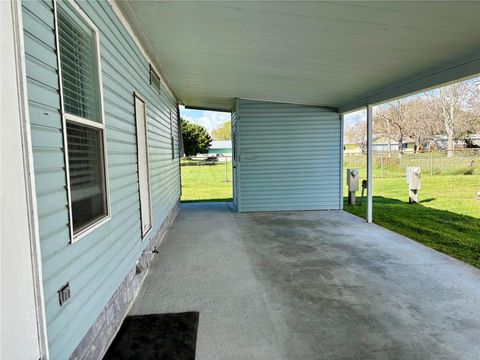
[70,201,181,360]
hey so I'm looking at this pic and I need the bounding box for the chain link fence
[344,149,480,178]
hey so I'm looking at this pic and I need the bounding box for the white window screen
[57,1,108,237]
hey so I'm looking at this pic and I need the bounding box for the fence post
[224,155,228,182]
[430,150,433,176]
[381,148,384,178]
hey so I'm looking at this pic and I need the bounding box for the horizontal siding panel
[28,102,61,128]
[22,0,53,27]
[26,78,59,109]
[32,147,64,170]
[25,54,58,88]
[240,148,339,157]
[30,124,63,148]
[24,32,57,68]
[237,100,341,212]
[238,122,340,131]
[22,7,55,47]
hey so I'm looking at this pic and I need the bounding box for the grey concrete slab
[130,203,480,360]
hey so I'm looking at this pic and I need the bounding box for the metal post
[340,113,344,210]
[367,104,373,223]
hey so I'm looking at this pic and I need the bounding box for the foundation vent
[58,282,71,306]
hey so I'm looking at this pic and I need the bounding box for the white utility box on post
[406,167,421,203]
[347,168,360,205]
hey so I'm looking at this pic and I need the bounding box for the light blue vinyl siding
[236,99,341,212]
[22,1,180,358]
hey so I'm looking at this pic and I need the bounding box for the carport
[116,0,480,219]
[116,2,480,357]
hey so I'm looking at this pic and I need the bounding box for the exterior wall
[236,99,341,212]
[21,0,181,358]
[69,202,180,360]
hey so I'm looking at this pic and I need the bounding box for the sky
[345,110,366,126]
[179,106,230,134]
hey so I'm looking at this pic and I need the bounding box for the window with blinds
[57,1,108,240]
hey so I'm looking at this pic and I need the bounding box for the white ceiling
[116,1,480,112]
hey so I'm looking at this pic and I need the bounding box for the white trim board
[1,0,48,358]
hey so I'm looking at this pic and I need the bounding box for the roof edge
[339,56,480,114]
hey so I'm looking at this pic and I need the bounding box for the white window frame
[54,0,110,243]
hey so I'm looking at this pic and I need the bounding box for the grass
[181,161,233,202]
[344,175,480,268]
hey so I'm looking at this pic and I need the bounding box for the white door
[134,94,152,237]
[232,121,238,210]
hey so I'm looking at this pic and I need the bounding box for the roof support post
[339,113,344,210]
[366,104,373,223]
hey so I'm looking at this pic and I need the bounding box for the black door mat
[104,312,199,360]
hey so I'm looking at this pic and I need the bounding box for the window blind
[58,4,101,122]
[67,123,106,231]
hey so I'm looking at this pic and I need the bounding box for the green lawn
[344,175,480,268]
[181,161,233,202]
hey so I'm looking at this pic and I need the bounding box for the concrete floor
[130,202,480,360]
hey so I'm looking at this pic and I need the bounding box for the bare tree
[374,100,410,158]
[373,107,393,157]
[428,81,479,157]
[345,122,367,154]
[405,97,438,152]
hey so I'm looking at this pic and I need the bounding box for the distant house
[372,136,416,153]
[344,137,416,154]
[209,140,232,155]
[434,134,480,149]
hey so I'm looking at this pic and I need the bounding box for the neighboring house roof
[210,140,232,149]
[434,134,480,140]
[344,136,416,146]
[373,136,416,145]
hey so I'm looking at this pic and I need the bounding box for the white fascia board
[339,56,480,114]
